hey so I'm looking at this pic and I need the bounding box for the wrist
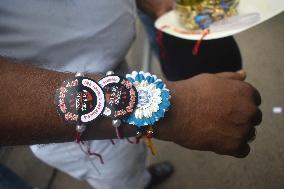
[153,81,177,141]
[154,80,196,143]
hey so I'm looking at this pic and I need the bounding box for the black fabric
[146,161,174,189]
[158,33,242,81]
[0,164,32,189]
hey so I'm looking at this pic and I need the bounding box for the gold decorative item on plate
[175,0,239,30]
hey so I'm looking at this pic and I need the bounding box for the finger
[253,88,262,106]
[247,128,256,141]
[245,82,262,106]
[251,108,262,126]
[215,70,246,81]
[215,143,251,158]
[234,144,251,158]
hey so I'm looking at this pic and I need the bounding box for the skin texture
[0,59,137,145]
[0,58,262,158]
[157,72,262,158]
[135,0,262,157]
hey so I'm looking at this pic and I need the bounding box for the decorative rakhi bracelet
[54,71,171,157]
[54,72,105,141]
[123,71,171,155]
[54,72,105,164]
[98,71,138,139]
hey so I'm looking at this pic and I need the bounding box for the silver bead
[112,119,121,128]
[106,71,114,76]
[76,124,86,133]
[75,72,85,77]
[136,131,141,136]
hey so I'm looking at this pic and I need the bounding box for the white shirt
[0,0,136,73]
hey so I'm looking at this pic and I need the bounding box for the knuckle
[250,105,258,116]
[240,105,258,124]
[244,83,255,96]
[200,73,212,79]
[233,141,243,151]
[251,108,263,125]
[246,105,258,119]
[244,83,261,105]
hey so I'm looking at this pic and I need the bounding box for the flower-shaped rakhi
[99,71,138,139]
[123,71,171,155]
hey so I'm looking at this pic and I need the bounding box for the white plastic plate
[155,0,284,40]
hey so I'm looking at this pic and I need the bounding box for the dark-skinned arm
[0,58,138,145]
[0,57,262,158]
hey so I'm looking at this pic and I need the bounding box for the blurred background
[0,12,283,189]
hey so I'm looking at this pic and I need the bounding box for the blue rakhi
[123,71,171,155]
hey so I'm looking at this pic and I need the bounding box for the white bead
[106,71,114,76]
[75,72,84,77]
[112,119,121,128]
[76,124,86,133]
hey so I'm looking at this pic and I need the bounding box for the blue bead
[135,74,141,82]
[127,115,134,122]
[161,90,170,99]
[149,77,155,83]
[136,118,144,127]
[139,74,145,81]
[149,116,156,125]
[145,118,151,125]
[127,77,135,83]
[156,81,164,89]
[160,102,170,112]
[146,76,151,83]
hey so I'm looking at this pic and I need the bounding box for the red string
[110,139,115,145]
[156,29,167,61]
[87,149,104,164]
[126,137,135,144]
[135,134,144,144]
[192,29,209,56]
[116,127,124,139]
[75,131,81,143]
[80,141,104,164]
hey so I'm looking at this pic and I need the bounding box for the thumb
[215,70,246,81]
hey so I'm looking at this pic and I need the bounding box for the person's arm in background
[136,0,174,19]
[0,57,262,158]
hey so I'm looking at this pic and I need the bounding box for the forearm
[0,58,138,145]
[0,58,262,159]
[136,0,174,19]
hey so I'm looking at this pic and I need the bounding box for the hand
[136,0,175,19]
[158,71,262,158]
